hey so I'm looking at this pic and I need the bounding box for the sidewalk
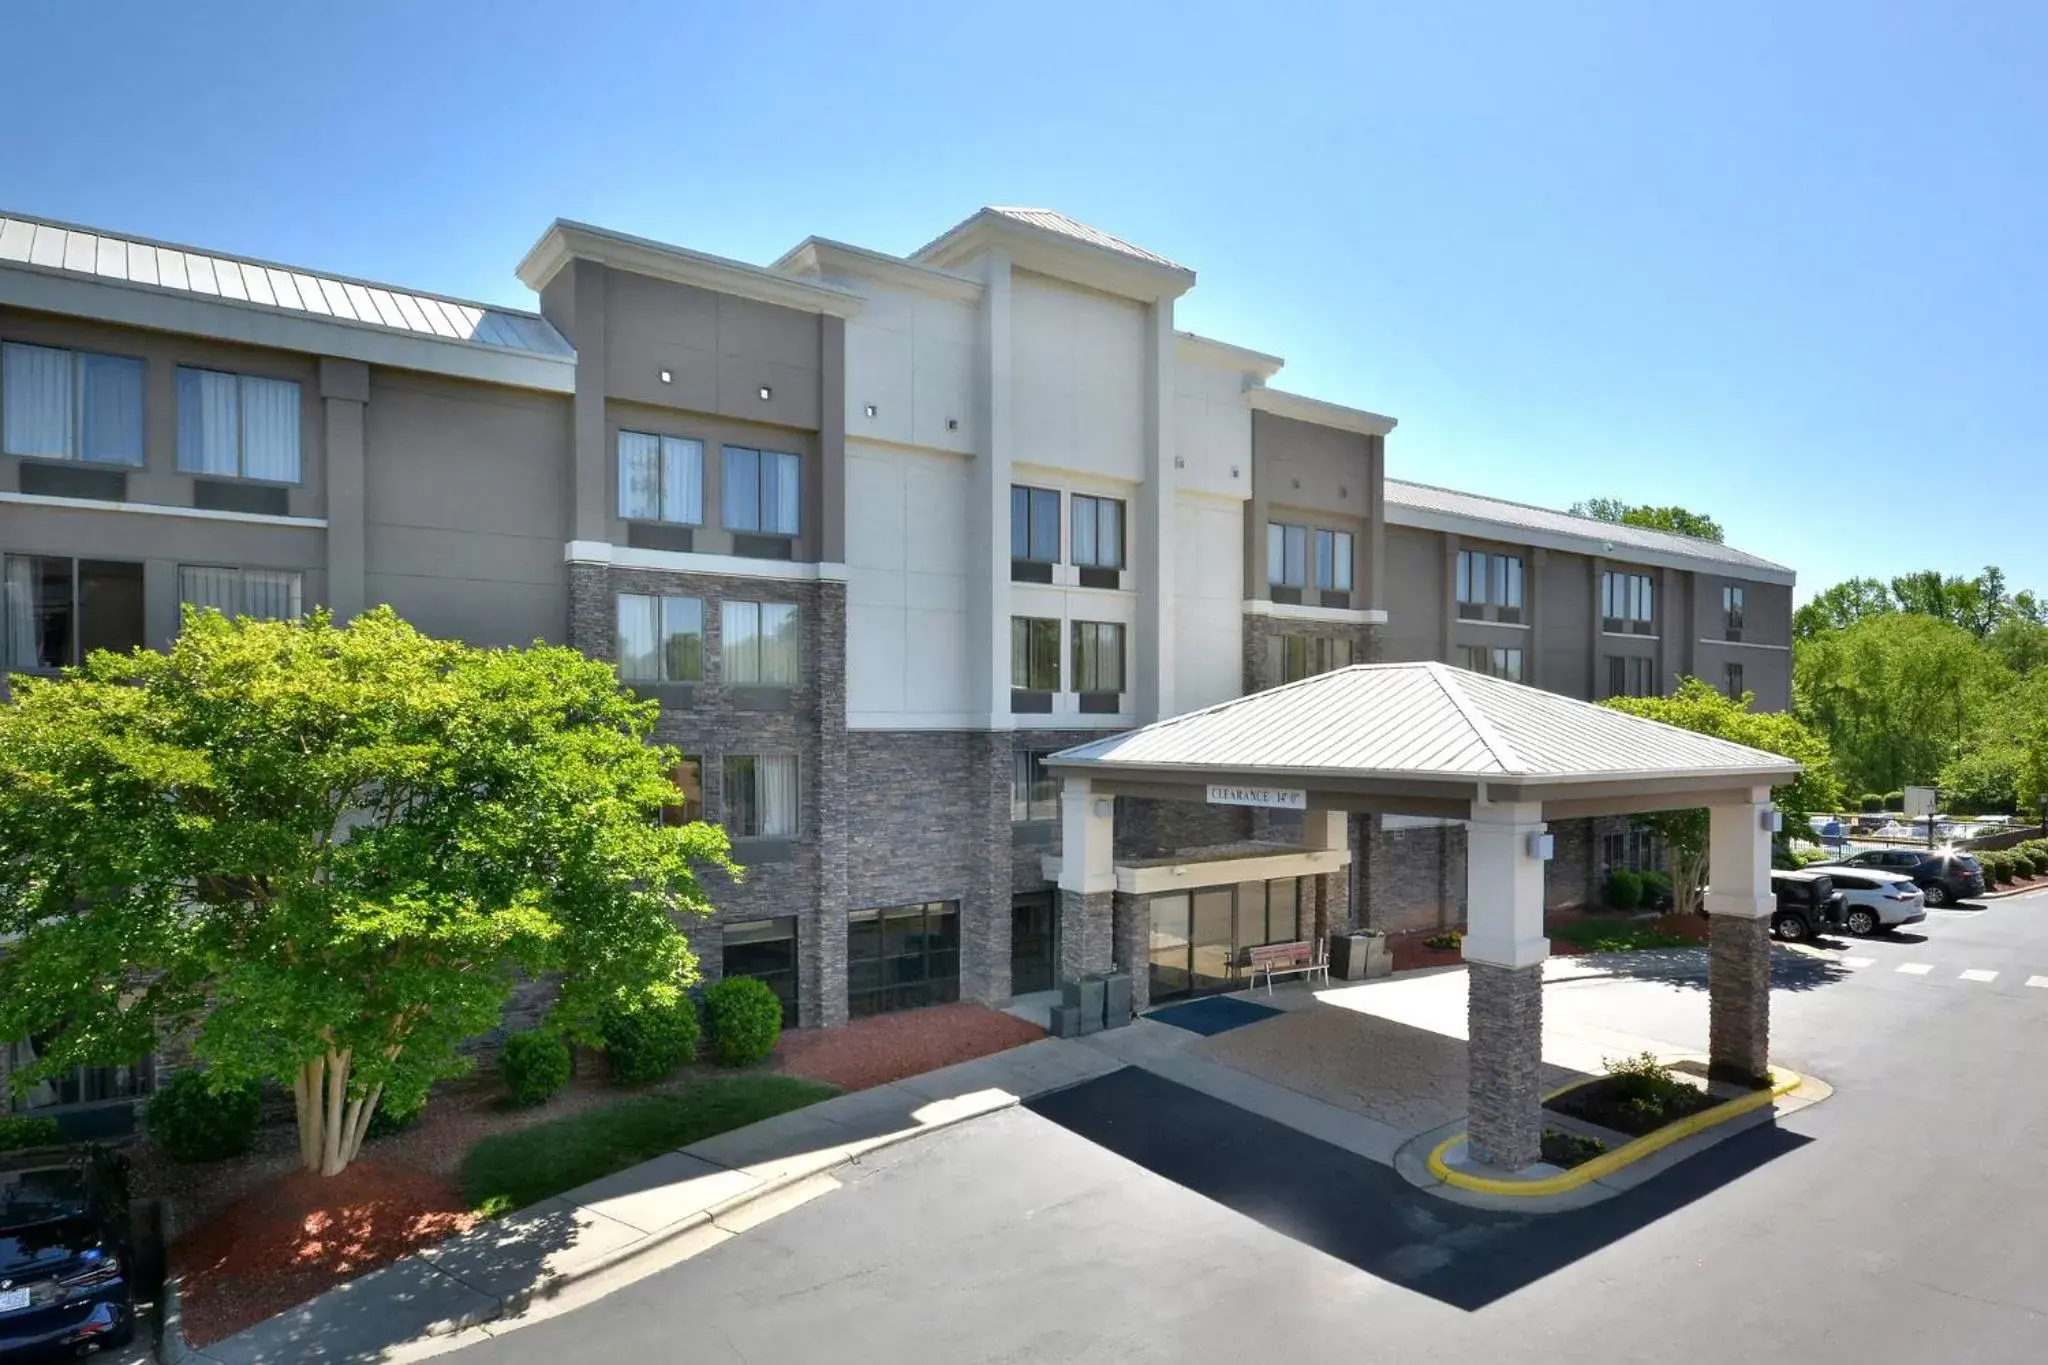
[179,1038,1123,1364]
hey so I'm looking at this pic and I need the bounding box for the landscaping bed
[1543,1053,1756,1140]
[1548,913,1704,953]
[774,1002,1045,1091]
[1540,1128,1609,1169]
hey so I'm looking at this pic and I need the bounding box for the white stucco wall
[1173,492,1246,711]
[840,281,977,457]
[1173,356,1253,500]
[1009,270,1146,481]
[845,439,974,727]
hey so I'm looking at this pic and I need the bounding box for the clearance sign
[1205,785,1307,811]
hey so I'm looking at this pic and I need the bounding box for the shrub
[1423,929,1463,951]
[1604,1052,1699,1123]
[365,1091,426,1141]
[0,1115,62,1152]
[501,1031,573,1107]
[1603,869,1645,911]
[1883,791,1905,812]
[2023,850,2048,879]
[1860,793,1884,813]
[1637,869,1674,909]
[702,978,784,1067]
[1982,853,2009,886]
[146,1069,261,1163]
[602,999,700,1086]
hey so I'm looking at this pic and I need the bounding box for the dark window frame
[721,445,802,537]
[721,916,800,1028]
[1010,485,1062,565]
[1012,750,1059,822]
[616,428,706,526]
[1601,570,1656,635]
[616,592,705,684]
[1071,619,1125,698]
[1,554,145,672]
[1723,584,1746,641]
[1010,615,1060,692]
[1070,493,1126,571]
[847,900,961,1018]
[1,340,147,467]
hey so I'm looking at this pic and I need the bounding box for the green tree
[1602,679,1840,913]
[1888,566,2011,640]
[0,608,732,1177]
[1793,577,1893,641]
[1569,497,1725,543]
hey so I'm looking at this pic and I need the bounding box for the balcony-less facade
[0,205,1795,1121]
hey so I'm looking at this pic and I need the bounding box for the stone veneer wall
[1353,815,1601,935]
[1241,616,1384,696]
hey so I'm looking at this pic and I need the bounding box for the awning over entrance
[1041,662,1801,1174]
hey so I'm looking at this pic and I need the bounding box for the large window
[176,367,301,482]
[847,900,960,1018]
[1010,485,1060,581]
[1315,530,1354,598]
[616,593,704,683]
[1606,654,1655,698]
[1601,827,1667,875]
[1072,620,1125,706]
[1456,550,1523,623]
[618,431,703,524]
[1071,495,1124,570]
[722,446,800,536]
[660,756,705,825]
[1725,662,1746,701]
[1723,585,1746,641]
[2,342,144,466]
[1602,571,1655,634]
[3,556,144,671]
[4,1039,152,1112]
[1267,522,1307,589]
[722,600,800,685]
[723,755,799,839]
[1280,634,1353,684]
[1011,616,1060,699]
[178,566,303,622]
[722,917,799,1027]
[1459,645,1525,682]
[1012,750,1058,822]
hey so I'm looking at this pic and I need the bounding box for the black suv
[1769,870,1846,942]
[1830,848,1985,906]
[0,1146,134,1357]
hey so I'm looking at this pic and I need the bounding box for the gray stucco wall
[1538,549,1594,698]
[1379,524,1443,662]
[1246,411,1375,607]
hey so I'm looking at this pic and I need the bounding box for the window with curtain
[176,367,301,481]
[1458,645,1524,682]
[724,754,799,838]
[178,566,303,622]
[1267,523,1307,587]
[617,431,704,524]
[2,342,145,465]
[1010,485,1061,563]
[1011,751,1058,822]
[1314,530,1354,592]
[1602,571,1655,633]
[3,556,144,669]
[1723,584,1746,640]
[1606,654,1655,698]
[616,593,704,682]
[1280,634,1354,684]
[1010,617,1060,691]
[1458,550,1523,622]
[722,446,800,535]
[1071,495,1124,569]
[723,600,800,685]
[1072,620,1125,694]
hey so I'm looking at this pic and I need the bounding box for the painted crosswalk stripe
[2027,976,2048,989]
[1843,957,1875,969]
[1960,969,1999,983]
[1896,963,1934,975]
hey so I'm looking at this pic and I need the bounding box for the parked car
[0,1146,134,1357]
[1827,848,1985,906]
[1807,867,1927,935]
[1768,870,1846,942]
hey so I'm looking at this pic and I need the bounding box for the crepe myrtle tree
[0,607,733,1177]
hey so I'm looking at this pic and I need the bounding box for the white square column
[1462,800,1549,1170]
[1056,777,1117,982]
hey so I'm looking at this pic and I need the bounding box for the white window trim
[0,490,325,528]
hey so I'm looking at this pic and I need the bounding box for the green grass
[1548,918,1697,953]
[461,1075,839,1217]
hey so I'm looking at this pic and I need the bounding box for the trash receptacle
[1331,932,1389,981]
[1063,975,1107,1035]
[1102,971,1133,1029]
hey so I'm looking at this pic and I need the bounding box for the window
[1011,616,1060,694]
[1280,634,1353,684]
[176,367,301,482]
[1315,530,1354,594]
[178,566,303,622]
[722,917,799,1027]
[722,600,800,685]
[1723,585,1746,641]
[1010,485,1061,579]
[1012,750,1059,822]
[847,900,960,1018]
[2,342,144,466]
[1071,495,1125,570]
[1606,654,1655,698]
[4,1039,152,1112]
[722,446,800,535]
[1459,645,1524,682]
[617,431,703,524]
[616,594,704,683]
[1267,523,1307,589]
[660,756,704,825]
[723,755,799,839]
[1725,662,1746,701]
[1072,620,1125,702]
[1600,827,1667,875]
[1456,550,1523,623]
[3,556,144,670]
[1602,571,1655,634]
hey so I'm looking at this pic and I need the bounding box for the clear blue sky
[5,1,2042,602]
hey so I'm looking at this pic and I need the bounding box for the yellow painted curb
[1426,1065,1803,1197]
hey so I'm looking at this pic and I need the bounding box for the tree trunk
[293,1048,395,1177]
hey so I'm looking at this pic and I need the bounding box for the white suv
[1812,867,1927,935]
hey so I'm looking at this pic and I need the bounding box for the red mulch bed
[775,1003,1044,1092]
[1384,929,1464,972]
[172,1161,478,1347]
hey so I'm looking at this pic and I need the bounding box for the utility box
[1049,1003,1084,1038]
[1330,932,1391,981]
[1102,971,1134,1029]
[1062,976,1107,1035]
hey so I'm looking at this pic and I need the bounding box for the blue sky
[5,0,2043,602]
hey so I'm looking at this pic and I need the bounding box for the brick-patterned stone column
[1058,890,1115,983]
[1708,914,1772,1086]
[1466,961,1544,1169]
[1112,891,1149,1012]
[961,733,1015,1004]
[811,581,850,1028]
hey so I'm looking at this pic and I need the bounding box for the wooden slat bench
[1241,939,1329,995]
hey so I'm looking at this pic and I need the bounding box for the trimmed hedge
[702,978,783,1067]
[0,1115,62,1152]
[1638,869,1675,910]
[1883,791,1906,812]
[1604,869,1645,911]
[146,1069,261,1163]
[501,1031,573,1107]
[602,998,701,1086]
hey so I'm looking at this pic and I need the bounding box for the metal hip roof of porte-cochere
[1049,662,1802,786]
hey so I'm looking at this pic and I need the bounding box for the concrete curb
[152,1197,205,1365]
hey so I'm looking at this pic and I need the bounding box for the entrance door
[1010,894,1057,995]
[1190,888,1236,992]
[1148,893,1191,1002]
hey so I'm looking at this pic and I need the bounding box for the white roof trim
[1176,331,1285,381]
[912,208,1195,302]
[564,540,849,583]
[1246,386,1398,437]
[517,221,865,319]
[772,237,983,303]
[0,489,327,529]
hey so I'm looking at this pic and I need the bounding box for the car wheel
[1923,882,1949,907]
[1845,907,1879,936]
[1773,912,1811,943]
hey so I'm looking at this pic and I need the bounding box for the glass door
[1190,888,1236,992]
[1010,894,1057,995]
[1148,893,1192,1002]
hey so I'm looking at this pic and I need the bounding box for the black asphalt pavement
[454,889,2048,1364]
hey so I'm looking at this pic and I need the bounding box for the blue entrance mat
[1145,994,1284,1037]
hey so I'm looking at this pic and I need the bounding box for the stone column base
[1111,892,1150,1013]
[1466,960,1545,1170]
[1058,889,1115,984]
[1708,913,1772,1086]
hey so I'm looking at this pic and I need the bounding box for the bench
[1240,940,1329,995]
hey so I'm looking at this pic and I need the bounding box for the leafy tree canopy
[1569,497,1725,543]
[0,607,731,1175]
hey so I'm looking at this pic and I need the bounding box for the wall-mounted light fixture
[1761,808,1783,833]
[946,417,959,431]
[863,403,877,418]
[658,370,672,384]
[1526,832,1556,862]
[758,385,773,401]
[1093,798,1115,819]
[1174,455,1186,469]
